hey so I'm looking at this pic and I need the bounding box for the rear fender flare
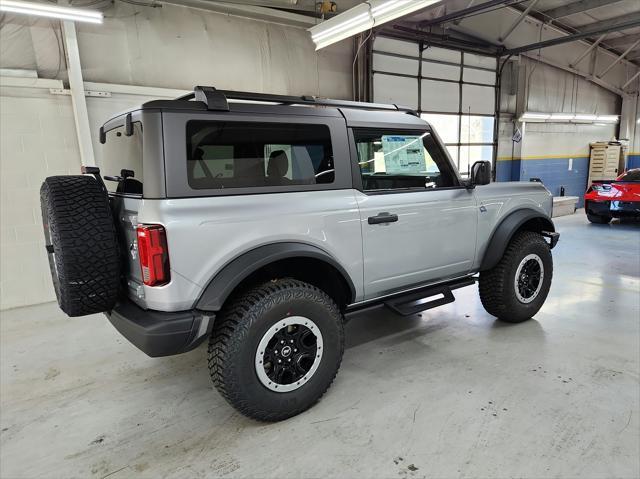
[195,242,356,311]
[480,209,555,271]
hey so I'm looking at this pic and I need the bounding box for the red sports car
[584,168,640,224]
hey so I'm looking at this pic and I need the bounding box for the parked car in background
[584,168,640,224]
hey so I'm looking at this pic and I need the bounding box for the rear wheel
[40,176,120,316]
[587,213,611,224]
[208,279,344,421]
[479,231,553,323]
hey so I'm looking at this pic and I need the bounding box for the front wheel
[479,231,553,323]
[208,279,344,421]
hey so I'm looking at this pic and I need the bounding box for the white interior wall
[522,58,620,116]
[520,57,620,158]
[0,3,353,310]
[520,122,618,158]
[0,3,353,98]
[0,89,79,309]
[498,57,621,159]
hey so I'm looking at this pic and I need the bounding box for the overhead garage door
[372,37,497,176]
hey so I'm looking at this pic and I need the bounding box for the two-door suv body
[40,87,559,421]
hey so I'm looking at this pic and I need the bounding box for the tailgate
[110,194,146,305]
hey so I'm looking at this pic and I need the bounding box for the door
[352,128,478,299]
[588,143,621,184]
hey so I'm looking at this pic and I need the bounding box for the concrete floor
[1,211,639,479]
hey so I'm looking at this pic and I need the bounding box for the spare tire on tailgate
[40,175,120,317]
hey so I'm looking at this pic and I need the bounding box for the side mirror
[470,161,491,187]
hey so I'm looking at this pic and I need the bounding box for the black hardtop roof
[103,86,430,131]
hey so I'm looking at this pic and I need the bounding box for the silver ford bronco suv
[40,86,559,421]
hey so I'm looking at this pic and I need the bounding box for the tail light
[136,224,170,286]
[591,184,611,192]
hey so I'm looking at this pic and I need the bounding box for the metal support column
[61,20,95,166]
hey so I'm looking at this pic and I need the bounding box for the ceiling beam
[503,11,640,55]
[569,33,606,67]
[602,33,640,49]
[208,0,316,12]
[388,25,499,53]
[598,39,640,78]
[158,0,316,27]
[563,10,640,32]
[418,0,520,27]
[499,0,540,42]
[542,0,624,20]
[627,51,640,61]
[380,28,498,56]
[622,70,640,89]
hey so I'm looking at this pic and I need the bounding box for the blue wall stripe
[496,156,588,207]
[627,155,640,169]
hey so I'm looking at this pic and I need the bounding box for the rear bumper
[105,300,214,357]
[586,200,640,218]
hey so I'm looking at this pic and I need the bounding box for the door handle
[368,212,399,225]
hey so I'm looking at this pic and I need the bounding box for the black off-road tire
[40,176,120,317]
[208,279,344,422]
[587,213,611,224]
[479,231,553,323]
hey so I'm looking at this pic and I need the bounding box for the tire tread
[479,231,552,322]
[207,278,343,421]
[40,176,120,316]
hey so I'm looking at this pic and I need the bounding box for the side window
[354,129,457,192]
[102,123,143,194]
[186,121,334,189]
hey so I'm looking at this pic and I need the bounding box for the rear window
[186,121,334,189]
[619,170,640,181]
[102,123,143,193]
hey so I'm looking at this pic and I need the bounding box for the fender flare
[195,242,357,311]
[480,209,555,271]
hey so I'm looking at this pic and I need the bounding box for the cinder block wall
[0,93,81,309]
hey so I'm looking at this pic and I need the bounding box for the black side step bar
[384,277,476,316]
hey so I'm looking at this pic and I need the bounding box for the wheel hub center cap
[281,345,292,357]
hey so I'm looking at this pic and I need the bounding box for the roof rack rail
[179,86,416,114]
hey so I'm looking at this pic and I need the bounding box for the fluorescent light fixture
[573,114,598,122]
[0,0,103,23]
[520,112,619,124]
[309,0,440,50]
[549,113,575,121]
[521,112,551,121]
[595,115,619,123]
